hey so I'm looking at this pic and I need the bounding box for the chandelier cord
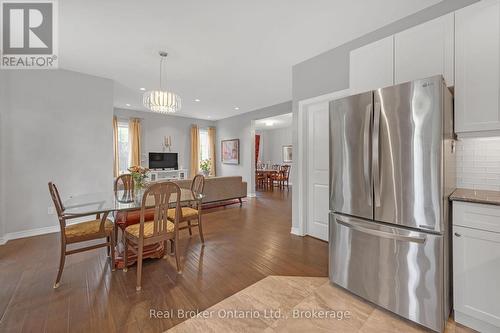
[159,54,168,91]
[159,56,163,91]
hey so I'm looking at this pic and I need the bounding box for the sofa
[174,176,247,207]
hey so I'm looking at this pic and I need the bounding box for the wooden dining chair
[167,175,205,243]
[48,182,115,289]
[113,174,135,243]
[256,171,266,190]
[269,166,281,189]
[114,173,134,191]
[123,182,182,291]
[278,165,291,191]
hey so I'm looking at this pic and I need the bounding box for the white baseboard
[290,227,304,236]
[0,225,60,245]
[454,311,498,333]
[247,192,256,198]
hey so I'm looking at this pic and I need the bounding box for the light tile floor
[167,276,475,333]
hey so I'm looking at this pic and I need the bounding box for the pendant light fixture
[143,51,182,113]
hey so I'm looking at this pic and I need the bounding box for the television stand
[148,169,187,182]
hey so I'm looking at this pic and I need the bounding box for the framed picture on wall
[282,145,292,163]
[221,139,240,164]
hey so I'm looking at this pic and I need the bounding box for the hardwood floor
[0,190,328,332]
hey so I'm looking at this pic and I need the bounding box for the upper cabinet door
[349,36,394,94]
[455,0,500,133]
[395,13,454,86]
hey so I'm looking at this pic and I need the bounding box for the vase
[202,170,209,177]
[134,187,145,204]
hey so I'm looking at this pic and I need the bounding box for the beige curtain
[112,116,119,177]
[190,125,199,177]
[208,127,216,176]
[129,118,142,167]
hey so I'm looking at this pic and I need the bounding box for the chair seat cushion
[125,220,175,238]
[65,219,113,239]
[167,207,199,220]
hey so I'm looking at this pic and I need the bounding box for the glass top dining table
[63,188,203,217]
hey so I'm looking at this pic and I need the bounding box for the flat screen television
[149,152,178,170]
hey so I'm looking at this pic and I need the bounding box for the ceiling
[59,0,441,120]
[255,113,293,130]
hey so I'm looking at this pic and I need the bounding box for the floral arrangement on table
[199,159,211,176]
[128,165,149,189]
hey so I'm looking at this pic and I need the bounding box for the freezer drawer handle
[336,218,426,244]
[454,233,461,237]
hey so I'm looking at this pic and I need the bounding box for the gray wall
[0,73,6,241]
[0,70,114,237]
[216,101,292,191]
[257,127,292,165]
[290,0,479,231]
[114,108,215,176]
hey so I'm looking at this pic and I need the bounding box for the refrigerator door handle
[336,216,426,244]
[363,104,372,206]
[372,101,381,207]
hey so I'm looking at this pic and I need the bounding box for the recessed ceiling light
[265,121,274,126]
[126,103,131,107]
[234,107,240,110]
[207,115,211,119]
[139,88,146,91]
[194,99,201,102]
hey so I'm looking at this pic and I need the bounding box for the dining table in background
[256,169,278,175]
[256,168,278,190]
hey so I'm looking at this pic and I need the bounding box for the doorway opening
[253,113,292,197]
[295,88,350,240]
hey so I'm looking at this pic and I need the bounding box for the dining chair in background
[113,174,135,243]
[167,175,205,243]
[123,182,182,291]
[48,182,115,289]
[114,173,134,191]
[256,171,266,190]
[278,165,291,191]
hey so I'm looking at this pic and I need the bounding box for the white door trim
[249,119,257,197]
[294,88,351,237]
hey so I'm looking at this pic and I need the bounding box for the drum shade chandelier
[143,51,182,113]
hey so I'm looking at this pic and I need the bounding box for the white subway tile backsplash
[487,167,500,173]
[461,161,474,168]
[456,137,500,191]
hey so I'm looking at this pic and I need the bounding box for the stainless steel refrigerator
[329,76,455,332]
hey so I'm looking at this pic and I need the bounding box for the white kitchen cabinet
[394,13,454,86]
[349,36,394,94]
[453,201,500,333]
[455,0,500,133]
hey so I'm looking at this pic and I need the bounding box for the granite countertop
[449,188,500,206]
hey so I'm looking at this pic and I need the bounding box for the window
[199,128,209,169]
[117,122,130,174]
